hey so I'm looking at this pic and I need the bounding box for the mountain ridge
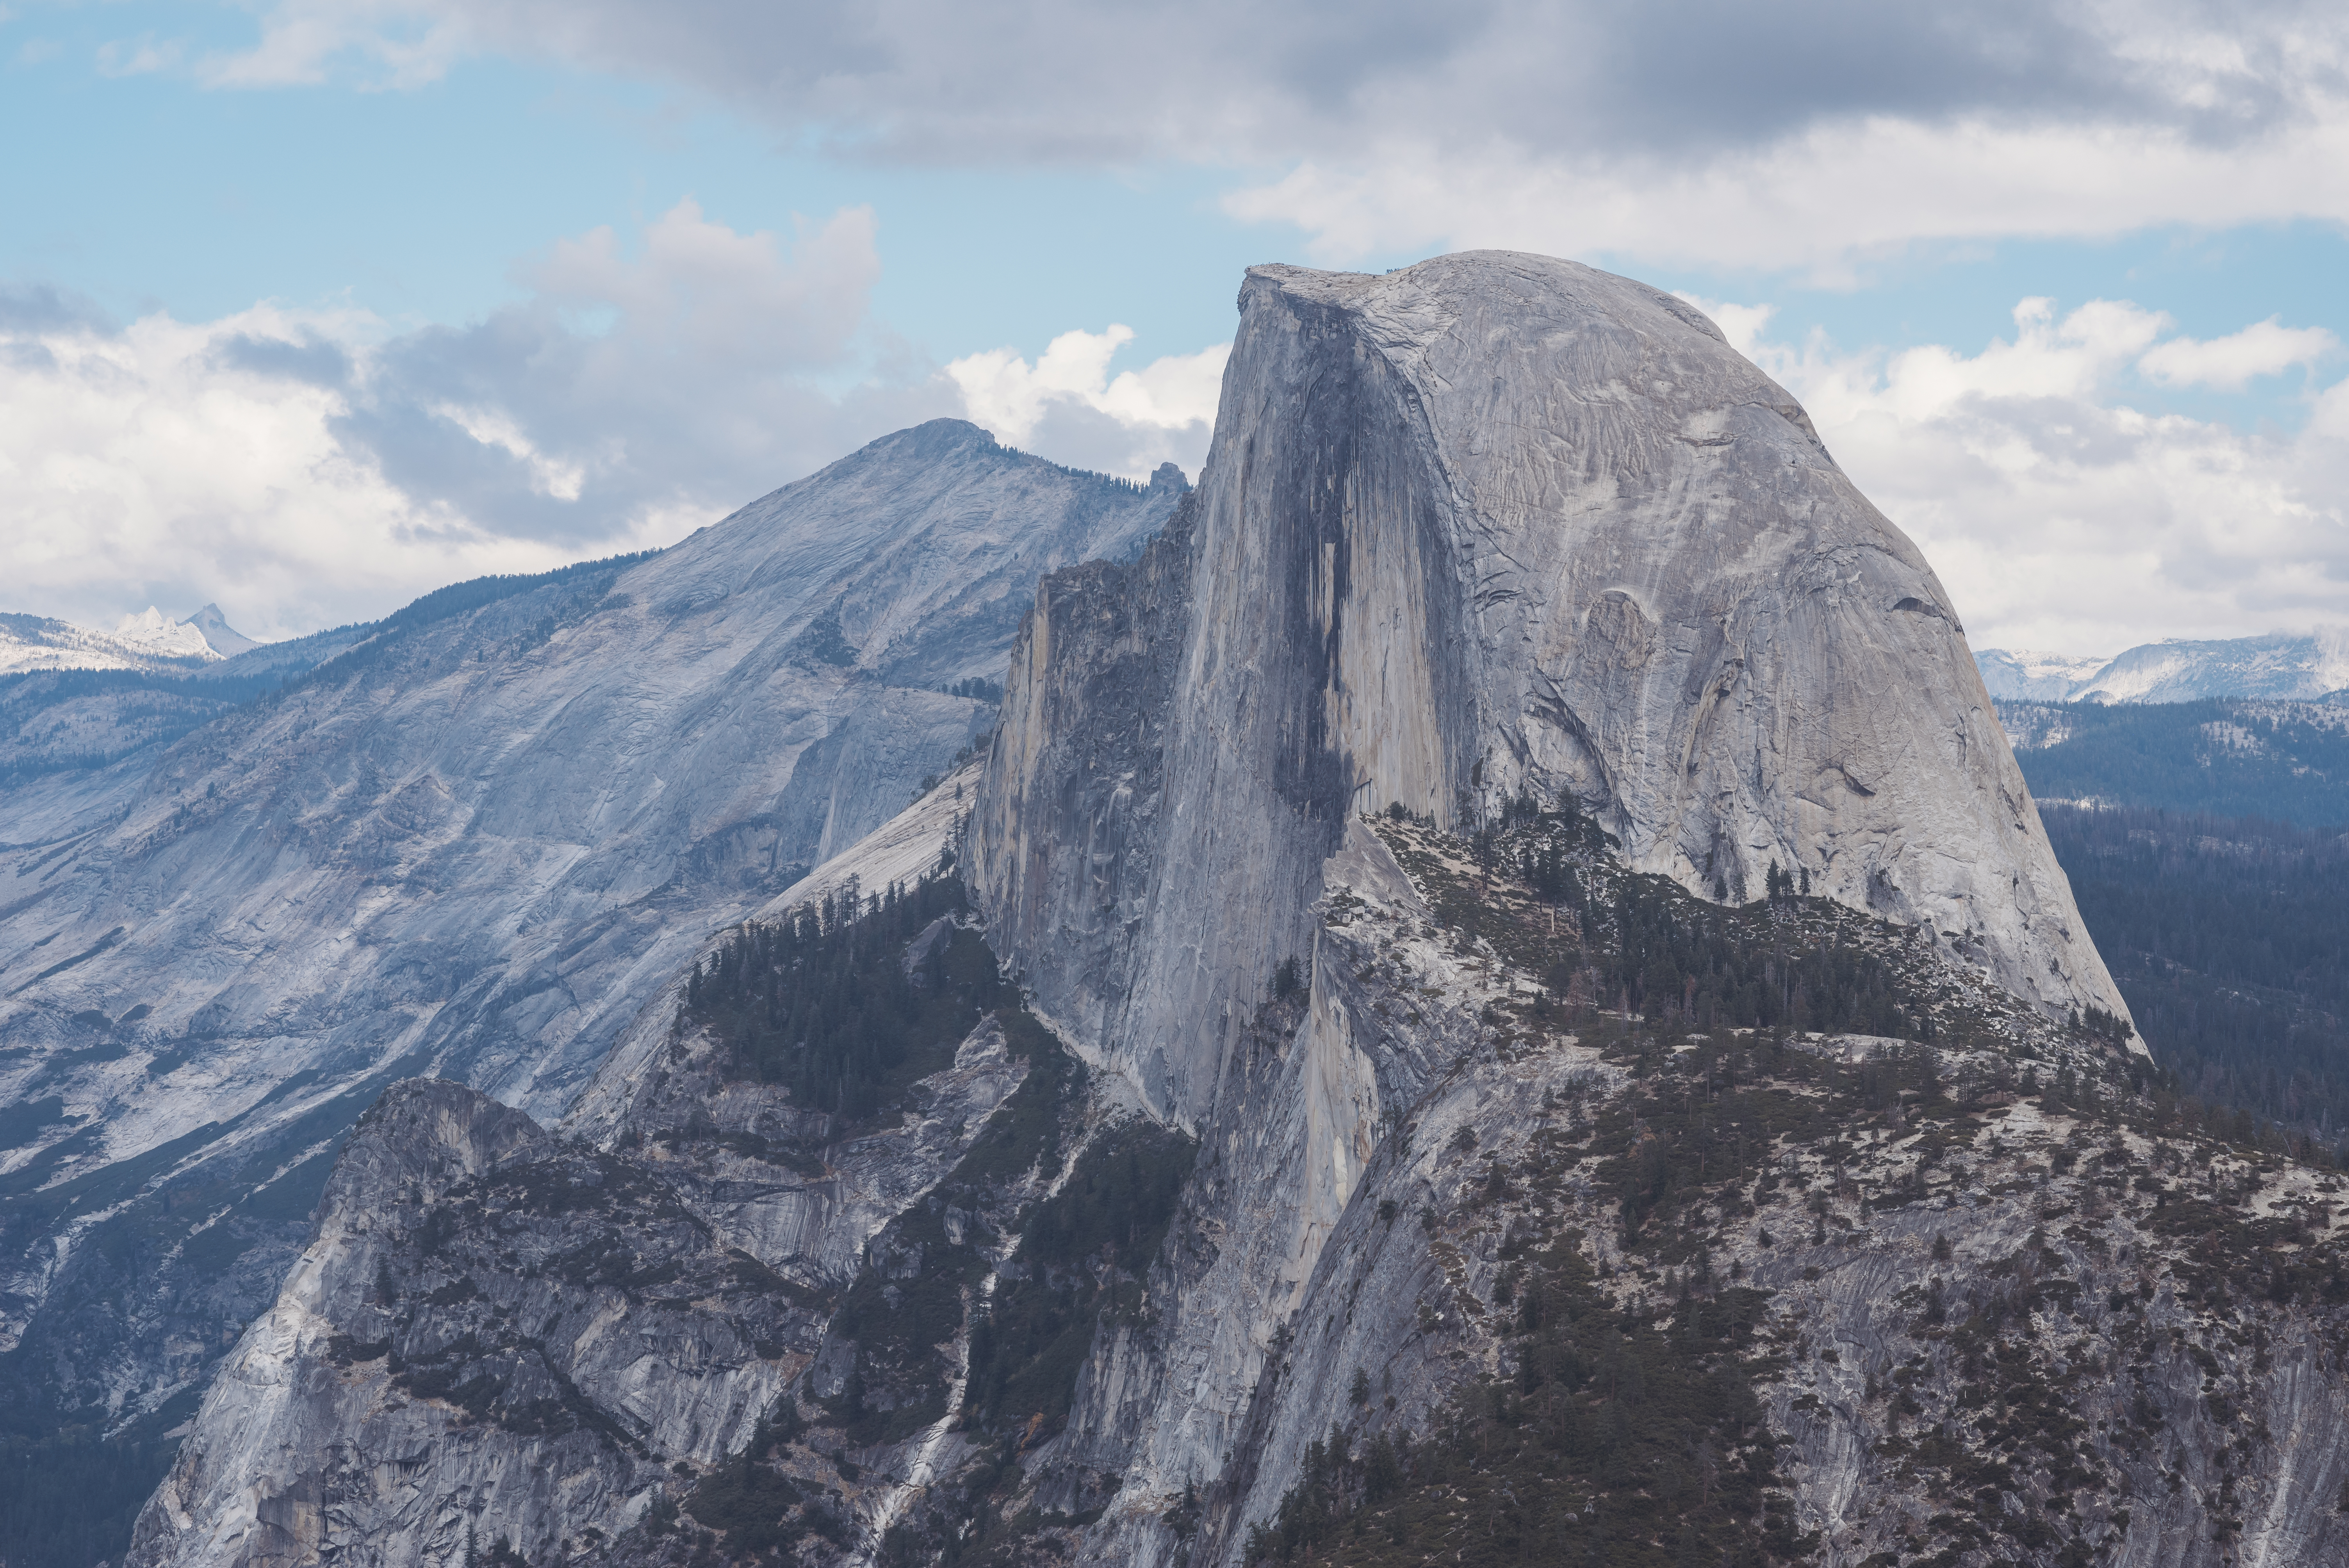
[1976,632,2349,705]
[0,419,1182,1560]
[1996,696,2349,828]
[0,603,267,679]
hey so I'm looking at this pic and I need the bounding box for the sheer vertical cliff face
[969,508,1196,1077]
[978,252,2124,1135]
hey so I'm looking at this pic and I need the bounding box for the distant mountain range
[1976,631,2349,704]
[0,619,368,789]
[0,602,262,677]
[1980,633,2349,827]
[1973,647,2112,700]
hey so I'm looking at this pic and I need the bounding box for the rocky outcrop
[959,253,2205,1568]
[970,502,1196,1071]
[1178,814,2349,1568]
[125,998,1040,1568]
[0,421,1180,1501]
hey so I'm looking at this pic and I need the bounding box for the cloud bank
[0,201,1226,636]
[155,0,2349,272]
[23,2,2349,645]
[946,327,1226,482]
[0,203,941,636]
[9,206,2339,653]
[1705,295,2349,654]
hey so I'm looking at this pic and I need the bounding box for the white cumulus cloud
[0,191,1229,638]
[0,294,435,642]
[1228,110,2349,280]
[2138,318,2338,390]
[946,326,1226,480]
[0,201,954,637]
[1696,294,2349,654]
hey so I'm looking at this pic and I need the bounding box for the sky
[3,0,2347,656]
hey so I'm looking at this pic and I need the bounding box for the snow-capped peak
[112,606,217,659]
[1978,630,2349,705]
[0,602,256,676]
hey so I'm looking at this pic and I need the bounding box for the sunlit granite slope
[0,420,1182,1453]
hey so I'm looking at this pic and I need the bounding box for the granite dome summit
[982,250,2126,1130]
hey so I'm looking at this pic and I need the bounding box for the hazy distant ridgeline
[0,603,262,679]
[0,623,389,795]
[1993,695,2349,1144]
[0,559,681,796]
[1977,631,2349,706]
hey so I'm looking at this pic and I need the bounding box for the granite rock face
[0,421,1180,1463]
[125,999,1039,1568]
[977,253,2124,1137]
[128,805,2349,1568]
[1172,817,2349,1568]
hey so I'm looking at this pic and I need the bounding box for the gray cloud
[221,0,2347,164]
[0,201,963,635]
[1012,397,1211,485]
[0,282,117,335]
[329,201,960,553]
[331,309,956,551]
[213,331,352,386]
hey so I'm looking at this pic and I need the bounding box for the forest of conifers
[2002,697,2349,827]
[2040,803,2349,1149]
[1989,697,2349,1147]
